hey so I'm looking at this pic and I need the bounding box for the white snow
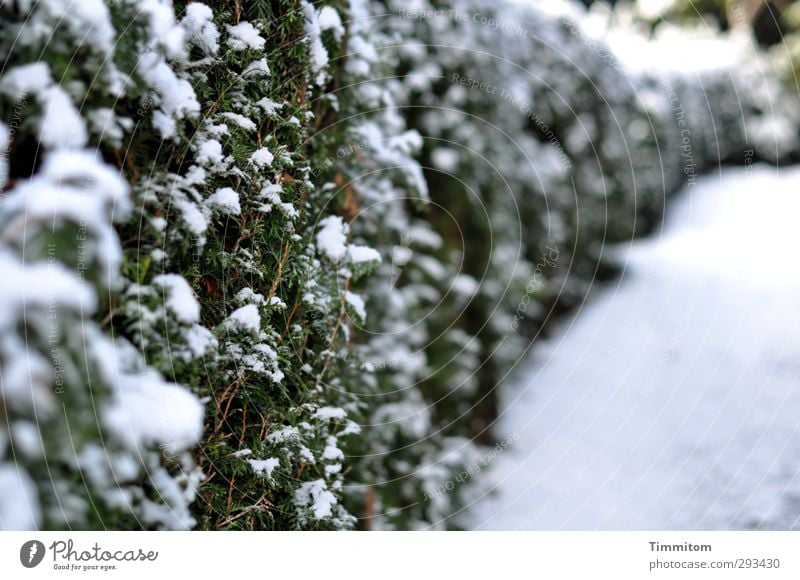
[0,63,88,148]
[452,274,479,297]
[345,291,366,321]
[0,466,40,529]
[176,198,208,235]
[226,21,265,51]
[38,0,116,54]
[185,324,218,357]
[318,6,344,40]
[314,406,346,421]
[154,274,200,324]
[1,150,131,279]
[431,148,460,172]
[227,304,261,333]
[196,139,224,165]
[242,58,270,77]
[249,147,274,168]
[138,51,200,139]
[636,0,677,21]
[206,187,241,215]
[254,343,278,361]
[255,97,282,116]
[220,112,257,131]
[295,478,337,520]
[151,216,167,232]
[259,183,283,202]
[236,287,266,305]
[322,438,343,462]
[347,244,381,264]
[103,368,205,455]
[138,0,185,59]
[607,25,742,74]
[204,122,229,138]
[391,245,413,266]
[0,250,95,334]
[11,422,41,458]
[267,426,301,444]
[87,107,128,144]
[302,1,330,85]
[182,2,219,55]
[0,62,51,97]
[278,203,299,219]
[316,216,348,261]
[340,421,362,436]
[40,86,88,148]
[467,166,800,531]
[247,457,280,480]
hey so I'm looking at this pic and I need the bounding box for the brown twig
[224,474,236,517]
[266,240,291,303]
[210,376,247,439]
[314,276,352,388]
[216,494,272,528]
[281,299,302,339]
[364,484,376,530]
[238,401,248,448]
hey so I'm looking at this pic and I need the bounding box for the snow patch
[316,216,348,261]
[226,21,265,51]
[347,244,381,264]
[154,274,200,325]
[248,458,280,480]
[227,304,261,334]
[249,147,274,168]
[182,3,219,55]
[294,479,337,520]
[206,187,241,215]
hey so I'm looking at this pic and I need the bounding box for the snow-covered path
[467,165,800,530]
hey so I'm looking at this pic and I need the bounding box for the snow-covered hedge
[0,0,207,530]
[0,0,794,530]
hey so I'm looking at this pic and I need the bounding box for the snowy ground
[466,165,800,530]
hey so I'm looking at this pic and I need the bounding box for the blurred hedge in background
[0,0,795,530]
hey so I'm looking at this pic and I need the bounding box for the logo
[20,540,45,568]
